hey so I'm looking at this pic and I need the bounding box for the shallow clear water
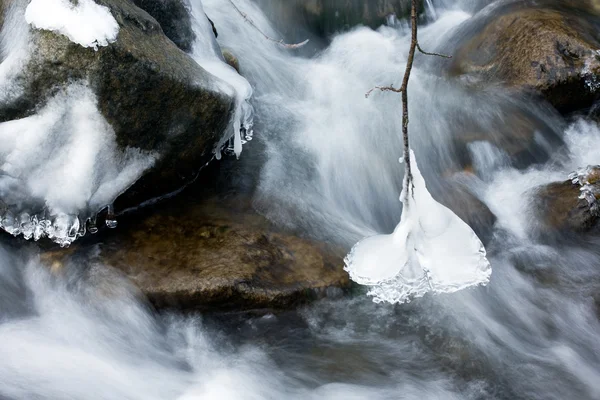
[1,0,600,399]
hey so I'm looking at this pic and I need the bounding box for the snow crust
[25,0,119,50]
[344,150,492,304]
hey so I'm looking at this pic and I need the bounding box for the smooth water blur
[203,0,562,244]
[1,0,600,399]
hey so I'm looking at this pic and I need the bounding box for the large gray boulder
[447,1,600,113]
[0,0,237,243]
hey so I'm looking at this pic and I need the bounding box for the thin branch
[416,42,452,58]
[365,85,403,98]
[228,0,309,49]
[364,1,452,197]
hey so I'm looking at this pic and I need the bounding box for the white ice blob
[25,0,119,50]
[344,150,491,304]
[189,0,254,159]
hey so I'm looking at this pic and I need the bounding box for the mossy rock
[448,1,600,113]
[254,0,420,41]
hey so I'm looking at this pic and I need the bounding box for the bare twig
[365,0,451,197]
[365,85,403,98]
[416,42,452,58]
[228,0,309,49]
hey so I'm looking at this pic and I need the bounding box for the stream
[1,0,600,399]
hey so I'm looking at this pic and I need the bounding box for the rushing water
[1,0,600,399]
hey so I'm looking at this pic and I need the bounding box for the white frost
[25,0,119,50]
[344,150,491,304]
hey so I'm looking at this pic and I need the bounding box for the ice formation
[0,84,156,246]
[344,150,491,304]
[569,165,600,216]
[25,0,119,50]
[189,0,254,160]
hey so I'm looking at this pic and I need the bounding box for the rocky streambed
[3,0,600,314]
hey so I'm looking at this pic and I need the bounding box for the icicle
[105,204,118,229]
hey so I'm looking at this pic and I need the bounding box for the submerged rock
[41,196,350,311]
[131,0,196,52]
[448,2,600,113]
[0,0,238,241]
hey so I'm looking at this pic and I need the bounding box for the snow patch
[25,0,119,50]
[344,150,491,304]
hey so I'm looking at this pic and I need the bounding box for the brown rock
[41,197,350,311]
[222,49,240,73]
[436,179,497,244]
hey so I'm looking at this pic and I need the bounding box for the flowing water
[1,0,600,399]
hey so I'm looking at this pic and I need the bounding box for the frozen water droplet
[105,204,118,229]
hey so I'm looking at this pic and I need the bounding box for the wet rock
[436,179,497,244]
[222,49,240,73]
[41,197,350,311]
[253,0,418,41]
[448,2,600,113]
[534,166,600,233]
[0,0,235,211]
[451,108,563,171]
[131,0,195,52]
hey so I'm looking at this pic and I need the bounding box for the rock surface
[132,0,195,52]
[450,108,563,171]
[534,166,600,233]
[448,1,600,113]
[254,0,417,40]
[40,196,350,311]
[0,0,235,212]
[222,49,240,73]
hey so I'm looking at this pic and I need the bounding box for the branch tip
[416,42,452,59]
